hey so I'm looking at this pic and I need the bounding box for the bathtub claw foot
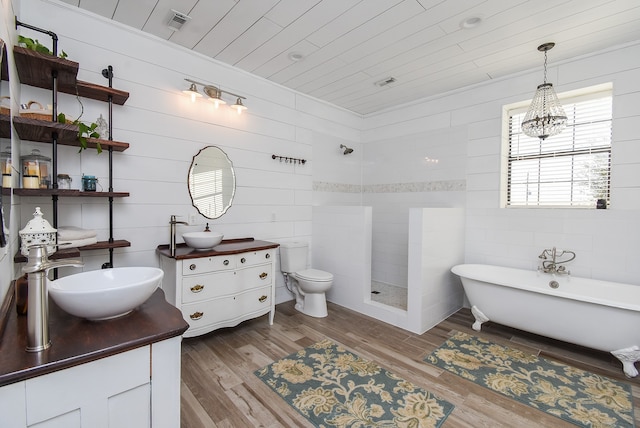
[611,346,640,378]
[470,306,489,331]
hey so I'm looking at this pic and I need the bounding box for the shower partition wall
[312,206,465,333]
[406,207,465,333]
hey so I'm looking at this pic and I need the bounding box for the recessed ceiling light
[460,16,482,29]
[288,52,305,62]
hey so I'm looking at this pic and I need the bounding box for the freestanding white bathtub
[451,264,640,377]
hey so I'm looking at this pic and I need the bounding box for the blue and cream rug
[426,331,634,428]
[256,339,454,427]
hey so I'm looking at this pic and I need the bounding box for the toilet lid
[296,269,333,282]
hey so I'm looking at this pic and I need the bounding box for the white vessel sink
[48,267,163,320]
[182,231,224,249]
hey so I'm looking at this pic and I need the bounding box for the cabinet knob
[265,253,271,259]
[189,264,197,271]
[190,284,204,293]
[258,295,268,303]
[223,259,230,266]
[259,272,268,280]
[189,311,204,320]
[240,257,246,264]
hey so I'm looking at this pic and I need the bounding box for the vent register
[168,10,191,31]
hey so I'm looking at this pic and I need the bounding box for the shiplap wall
[13,0,361,304]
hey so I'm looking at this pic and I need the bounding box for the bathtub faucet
[538,247,575,275]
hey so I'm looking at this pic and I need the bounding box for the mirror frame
[187,145,236,220]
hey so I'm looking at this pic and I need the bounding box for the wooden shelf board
[13,46,78,89]
[14,247,80,263]
[12,188,129,197]
[13,240,131,263]
[13,46,129,105]
[70,80,129,105]
[12,116,129,151]
[79,240,131,251]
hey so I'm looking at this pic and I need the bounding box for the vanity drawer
[182,265,272,303]
[237,263,272,288]
[181,271,235,303]
[181,287,272,330]
[236,249,274,268]
[182,255,236,276]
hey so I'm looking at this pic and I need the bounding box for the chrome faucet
[538,246,575,275]
[169,215,188,257]
[21,245,84,352]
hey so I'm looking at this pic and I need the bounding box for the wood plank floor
[181,301,640,427]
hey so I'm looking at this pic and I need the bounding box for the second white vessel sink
[182,231,224,249]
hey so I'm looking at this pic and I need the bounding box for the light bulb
[230,98,247,114]
[182,83,202,103]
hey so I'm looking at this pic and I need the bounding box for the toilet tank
[279,242,308,273]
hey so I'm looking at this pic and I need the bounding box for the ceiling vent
[374,77,396,87]
[167,10,191,31]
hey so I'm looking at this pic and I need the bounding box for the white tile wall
[359,41,640,288]
[407,208,465,334]
[360,126,467,287]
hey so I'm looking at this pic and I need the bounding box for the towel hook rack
[272,154,306,165]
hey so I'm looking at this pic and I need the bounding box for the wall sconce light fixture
[183,78,248,114]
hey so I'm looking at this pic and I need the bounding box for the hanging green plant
[57,113,102,154]
[18,35,67,58]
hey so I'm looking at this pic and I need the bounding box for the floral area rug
[255,339,454,427]
[425,331,634,428]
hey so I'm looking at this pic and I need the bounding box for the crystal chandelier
[521,42,567,140]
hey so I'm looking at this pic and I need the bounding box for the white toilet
[280,242,333,318]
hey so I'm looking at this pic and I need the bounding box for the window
[505,86,612,207]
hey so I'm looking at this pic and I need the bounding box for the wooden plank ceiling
[61,0,640,115]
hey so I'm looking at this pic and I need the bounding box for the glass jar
[1,146,11,188]
[21,149,51,189]
[57,174,72,190]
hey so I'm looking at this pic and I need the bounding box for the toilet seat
[295,269,333,282]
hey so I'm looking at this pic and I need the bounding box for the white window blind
[507,92,612,207]
[189,168,224,218]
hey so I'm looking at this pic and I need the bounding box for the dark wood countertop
[156,238,280,260]
[0,285,189,387]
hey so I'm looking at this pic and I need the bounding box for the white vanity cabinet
[0,336,182,428]
[159,241,278,338]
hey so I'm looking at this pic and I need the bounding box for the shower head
[340,144,354,155]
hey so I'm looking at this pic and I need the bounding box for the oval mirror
[188,146,235,219]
